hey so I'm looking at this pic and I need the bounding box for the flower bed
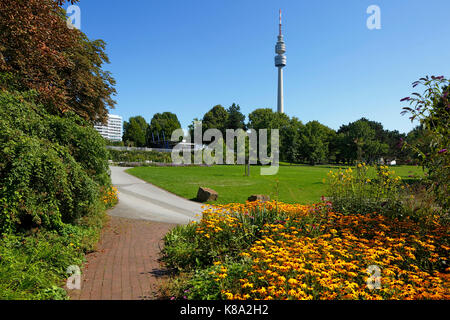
[162,201,449,300]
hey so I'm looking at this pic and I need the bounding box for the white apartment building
[94,114,123,141]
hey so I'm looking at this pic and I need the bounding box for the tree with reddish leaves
[0,0,116,123]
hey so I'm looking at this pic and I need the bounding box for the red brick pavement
[68,216,176,300]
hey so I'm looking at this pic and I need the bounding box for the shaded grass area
[0,210,107,300]
[127,164,424,204]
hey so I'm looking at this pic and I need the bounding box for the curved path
[108,166,202,224]
[68,166,204,300]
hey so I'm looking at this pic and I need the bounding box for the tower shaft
[277,68,283,113]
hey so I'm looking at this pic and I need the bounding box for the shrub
[162,223,206,271]
[0,90,111,233]
[107,149,171,163]
[326,163,405,218]
[401,76,449,212]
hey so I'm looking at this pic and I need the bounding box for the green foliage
[108,149,171,163]
[190,104,413,165]
[149,112,182,143]
[298,121,335,165]
[401,76,450,211]
[247,108,292,162]
[104,139,124,146]
[0,90,110,233]
[183,261,251,300]
[336,118,390,164]
[162,224,207,271]
[225,103,246,130]
[326,164,405,218]
[202,105,229,135]
[0,0,115,301]
[122,116,148,147]
[0,211,106,300]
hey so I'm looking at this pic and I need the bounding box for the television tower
[275,9,286,113]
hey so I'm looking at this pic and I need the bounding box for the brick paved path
[68,216,176,300]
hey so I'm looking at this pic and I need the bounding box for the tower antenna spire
[279,9,282,36]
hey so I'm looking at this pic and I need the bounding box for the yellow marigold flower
[288,289,297,296]
[224,292,233,299]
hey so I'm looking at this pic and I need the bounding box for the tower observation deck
[275,9,286,113]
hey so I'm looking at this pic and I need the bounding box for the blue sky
[73,0,450,134]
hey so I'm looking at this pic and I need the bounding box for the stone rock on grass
[196,187,218,202]
[247,194,270,202]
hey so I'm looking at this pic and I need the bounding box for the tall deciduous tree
[248,108,291,162]
[0,0,116,123]
[226,103,246,130]
[148,112,181,143]
[122,116,148,147]
[298,121,335,165]
[202,105,229,135]
[337,118,389,164]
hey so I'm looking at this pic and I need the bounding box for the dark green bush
[0,90,110,233]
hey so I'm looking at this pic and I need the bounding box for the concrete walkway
[68,166,204,300]
[108,166,202,224]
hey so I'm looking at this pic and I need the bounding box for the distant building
[94,114,123,141]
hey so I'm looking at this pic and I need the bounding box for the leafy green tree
[247,108,275,130]
[337,118,388,164]
[148,112,181,144]
[226,103,246,130]
[405,125,432,164]
[298,121,334,165]
[383,129,407,162]
[202,105,229,135]
[122,116,148,147]
[247,108,291,161]
[187,117,200,139]
[357,118,405,162]
[284,117,304,164]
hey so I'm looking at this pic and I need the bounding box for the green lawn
[127,164,424,204]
